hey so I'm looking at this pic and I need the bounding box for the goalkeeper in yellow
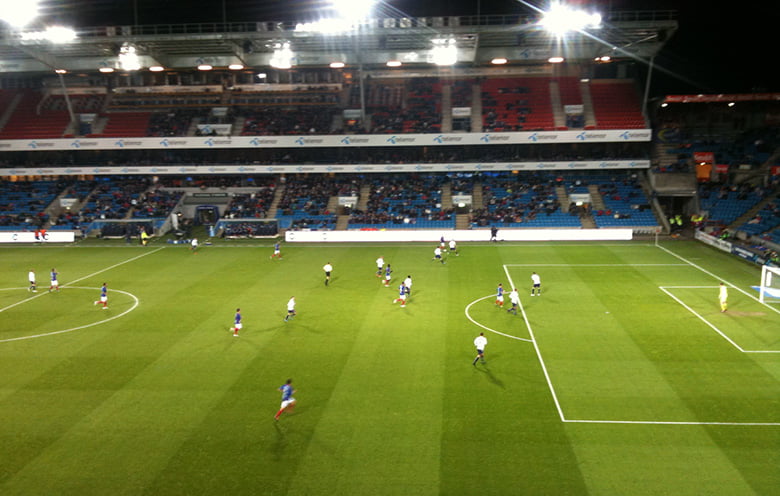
[719,282,728,312]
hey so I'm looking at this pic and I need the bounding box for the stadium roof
[0,10,677,75]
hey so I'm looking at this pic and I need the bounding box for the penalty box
[503,263,780,425]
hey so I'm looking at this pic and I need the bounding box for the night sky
[31,0,777,96]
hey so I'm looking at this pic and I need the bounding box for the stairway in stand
[336,215,350,230]
[267,183,285,218]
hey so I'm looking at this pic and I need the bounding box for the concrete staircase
[555,185,570,213]
[588,184,606,210]
[458,180,484,228]
[267,183,286,218]
[440,182,453,210]
[356,183,371,210]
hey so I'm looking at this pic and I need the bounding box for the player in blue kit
[495,283,504,308]
[275,379,296,420]
[271,242,282,260]
[93,282,108,309]
[384,264,392,287]
[231,308,242,337]
[48,268,59,292]
[392,282,408,307]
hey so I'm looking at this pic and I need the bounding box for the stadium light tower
[0,0,39,28]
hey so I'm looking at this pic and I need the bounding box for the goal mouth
[758,265,780,303]
[751,286,780,300]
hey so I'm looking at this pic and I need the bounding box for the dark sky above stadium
[34,0,776,96]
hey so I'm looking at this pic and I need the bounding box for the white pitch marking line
[64,246,165,287]
[505,263,780,425]
[0,247,163,315]
[503,264,567,422]
[504,263,690,267]
[464,295,533,343]
[659,287,746,352]
[660,286,780,354]
[563,419,780,426]
[0,287,140,343]
[656,243,780,316]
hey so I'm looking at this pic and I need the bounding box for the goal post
[759,265,780,303]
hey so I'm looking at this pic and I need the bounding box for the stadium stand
[589,80,646,129]
[0,90,70,139]
[482,77,555,132]
[699,183,766,226]
[348,174,454,229]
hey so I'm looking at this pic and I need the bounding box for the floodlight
[540,2,601,37]
[197,64,213,71]
[491,57,508,65]
[149,66,165,72]
[44,26,77,44]
[329,61,345,68]
[228,64,245,70]
[331,0,377,21]
[295,18,353,34]
[270,42,294,69]
[119,44,141,71]
[99,67,114,73]
[386,60,402,67]
[0,0,39,28]
[54,69,67,74]
[20,26,77,44]
[548,56,564,63]
[431,38,457,66]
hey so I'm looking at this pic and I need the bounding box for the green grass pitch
[0,238,778,495]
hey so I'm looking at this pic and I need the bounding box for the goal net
[759,265,780,303]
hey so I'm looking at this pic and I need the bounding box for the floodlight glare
[540,2,602,37]
[295,18,353,34]
[119,44,141,71]
[0,0,39,27]
[270,42,294,69]
[20,26,77,44]
[331,0,377,21]
[431,38,457,66]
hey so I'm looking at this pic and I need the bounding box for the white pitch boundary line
[503,264,567,422]
[563,418,780,426]
[505,263,780,426]
[464,295,533,343]
[655,243,780,317]
[660,286,780,354]
[504,263,690,267]
[0,287,140,343]
[0,247,163,315]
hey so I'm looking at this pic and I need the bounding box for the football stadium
[0,1,778,495]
